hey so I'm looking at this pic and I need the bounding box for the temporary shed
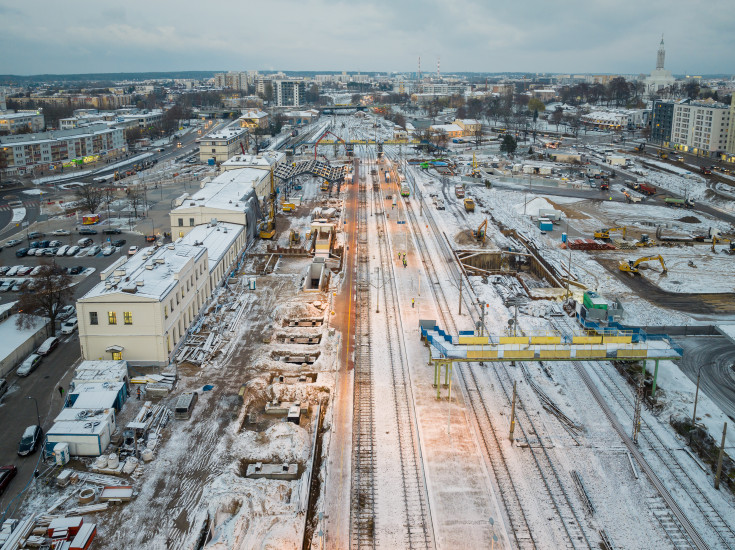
[46,408,116,456]
[67,382,127,411]
[73,360,129,386]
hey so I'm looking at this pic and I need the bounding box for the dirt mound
[454,229,476,245]
[677,215,701,224]
[546,199,590,219]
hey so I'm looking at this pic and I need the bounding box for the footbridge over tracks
[273,159,348,183]
[419,320,683,399]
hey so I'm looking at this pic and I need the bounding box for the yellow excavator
[594,227,626,240]
[259,168,277,239]
[711,235,732,252]
[475,219,488,244]
[470,152,481,178]
[619,254,667,274]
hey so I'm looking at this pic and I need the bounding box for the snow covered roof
[240,109,268,119]
[171,168,267,213]
[177,222,243,273]
[80,241,207,301]
[430,123,462,133]
[221,151,285,170]
[202,126,248,141]
[74,360,129,383]
[68,390,121,410]
[49,408,114,436]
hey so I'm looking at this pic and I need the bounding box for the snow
[21,189,43,195]
[11,208,26,223]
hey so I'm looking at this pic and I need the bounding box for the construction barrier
[618,349,648,358]
[531,336,562,345]
[575,348,608,358]
[572,336,603,345]
[459,336,490,345]
[502,350,536,360]
[467,349,498,359]
[499,336,529,345]
[603,335,633,344]
[540,349,571,359]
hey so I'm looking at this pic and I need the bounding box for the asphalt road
[676,336,735,422]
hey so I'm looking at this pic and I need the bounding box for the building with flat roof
[169,168,265,238]
[198,126,248,163]
[76,222,245,365]
[0,123,125,171]
[671,98,732,157]
[238,109,269,129]
[274,80,306,107]
[651,100,675,144]
[0,110,45,134]
[220,151,285,173]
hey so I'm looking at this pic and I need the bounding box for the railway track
[387,152,594,549]
[350,148,377,549]
[369,151,435,550]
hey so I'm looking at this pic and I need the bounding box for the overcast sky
[1,0,733,76]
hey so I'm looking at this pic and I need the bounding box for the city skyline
[1,0,734,76]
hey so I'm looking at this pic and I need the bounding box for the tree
[683,80,700,100]
[351,93,361,105]
[76,185,104,214]
[551,107,564,131]
[473,125,483,148]
[127,185,144,218]
[16,261,72,337]
[527,97,545,113]
[0,147,7,183]
[500,134,517,156]
[263,82,274,103]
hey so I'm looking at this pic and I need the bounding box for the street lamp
[26,395,41,427]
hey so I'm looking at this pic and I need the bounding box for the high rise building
[274,80,306,107]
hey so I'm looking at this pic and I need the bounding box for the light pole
[690,364,704,445]
[27,395,40,427]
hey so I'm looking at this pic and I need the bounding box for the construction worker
[137,387,141,400]
[403,258,407,268]
[412,298,415,308]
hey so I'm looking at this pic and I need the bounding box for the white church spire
[656,35,665,70]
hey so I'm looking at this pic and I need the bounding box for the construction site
[4,111,735,550]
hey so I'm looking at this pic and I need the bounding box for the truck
[638,182,656,195]
[455,184,465,198]
[464,198,475,212]
[664,197,695,209]
[700,166,712,175]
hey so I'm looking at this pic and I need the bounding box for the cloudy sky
[1,0,733,76]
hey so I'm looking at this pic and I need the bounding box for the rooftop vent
[145,264,154,270]
[114,268,126,277]
[155,258,165,265]
[167,244,175,250]
[136,280,144,287]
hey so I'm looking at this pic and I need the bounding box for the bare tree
[127,185,144,218]
[75,185,104,214]
[16,261,73,337]
[473,125,483,148]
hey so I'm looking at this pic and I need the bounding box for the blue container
[539,221,553,231]
[207,158,215,166]
[561,232,567,243]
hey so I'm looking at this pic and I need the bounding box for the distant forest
[0,71,218,85]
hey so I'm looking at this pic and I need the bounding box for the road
[676,336,735,422]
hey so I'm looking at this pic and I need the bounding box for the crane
[619,255,667,274]
[594,227,626,240]
[258,168,277,239]
[314,130,348,159]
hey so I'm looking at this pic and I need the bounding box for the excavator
[619,255,667,274]
[474,219,488,244]
[711,235,734,252]
[594,227,626,240]
[258,168,277,239]
[470,153,481,178]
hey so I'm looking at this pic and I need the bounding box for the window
[108,311,117,325]
[164,305,168,319]
[89,311,98,325]
[112,351,122,360]
[170,299,174,311]
[124,312,133,325]
[178,218,183,227]
[189,218,194,226]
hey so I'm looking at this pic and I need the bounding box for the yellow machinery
[464,197,476,212]
[635,234,655,247]
[282,201,296,212]
[619,255,667,274]
[259,168,276,239]
[289,230,300,245]
[470,153,481,178]
[594,227,626,240]
[475,219,488,244]
[711,235,732,252]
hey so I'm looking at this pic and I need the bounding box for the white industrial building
[671,98,733,157]
[76,222,246,365]
[169,168,265,237]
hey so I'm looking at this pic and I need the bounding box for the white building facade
[198,126,249,163]
[671,98,731,157]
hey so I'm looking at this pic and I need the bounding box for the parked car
[6,266,21,276]
[5,239,22,247]
[26,232,44,240]
[103,228,121,235]
[0,465,17,495]
[56,245,70,256]
[30,265,44,276]
[38,240,50,248]
[112,239,126,247]
[37,336,59,356]
[0,266,9,275]
[128,245,139,256]
[17,425,43,456]
[29,241,41,249]
[17,353,42,377]
[25,248,39,256]
[68,265,84,275]
[0,281,13,292]
[16,266,32,275]
[65,246,80,256]
[11,280,27,292]
[87,245,102,256]
[102,246,115,256]
[57,305,75,320]
[51,229,71,236]
[78,228,98,235]
[49,240,62,247]
[45,247,59,256]
[15,248,29,257]
[0,378,8,399]
[61,318,78,335]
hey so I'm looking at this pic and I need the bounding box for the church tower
[656,36,665,70]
